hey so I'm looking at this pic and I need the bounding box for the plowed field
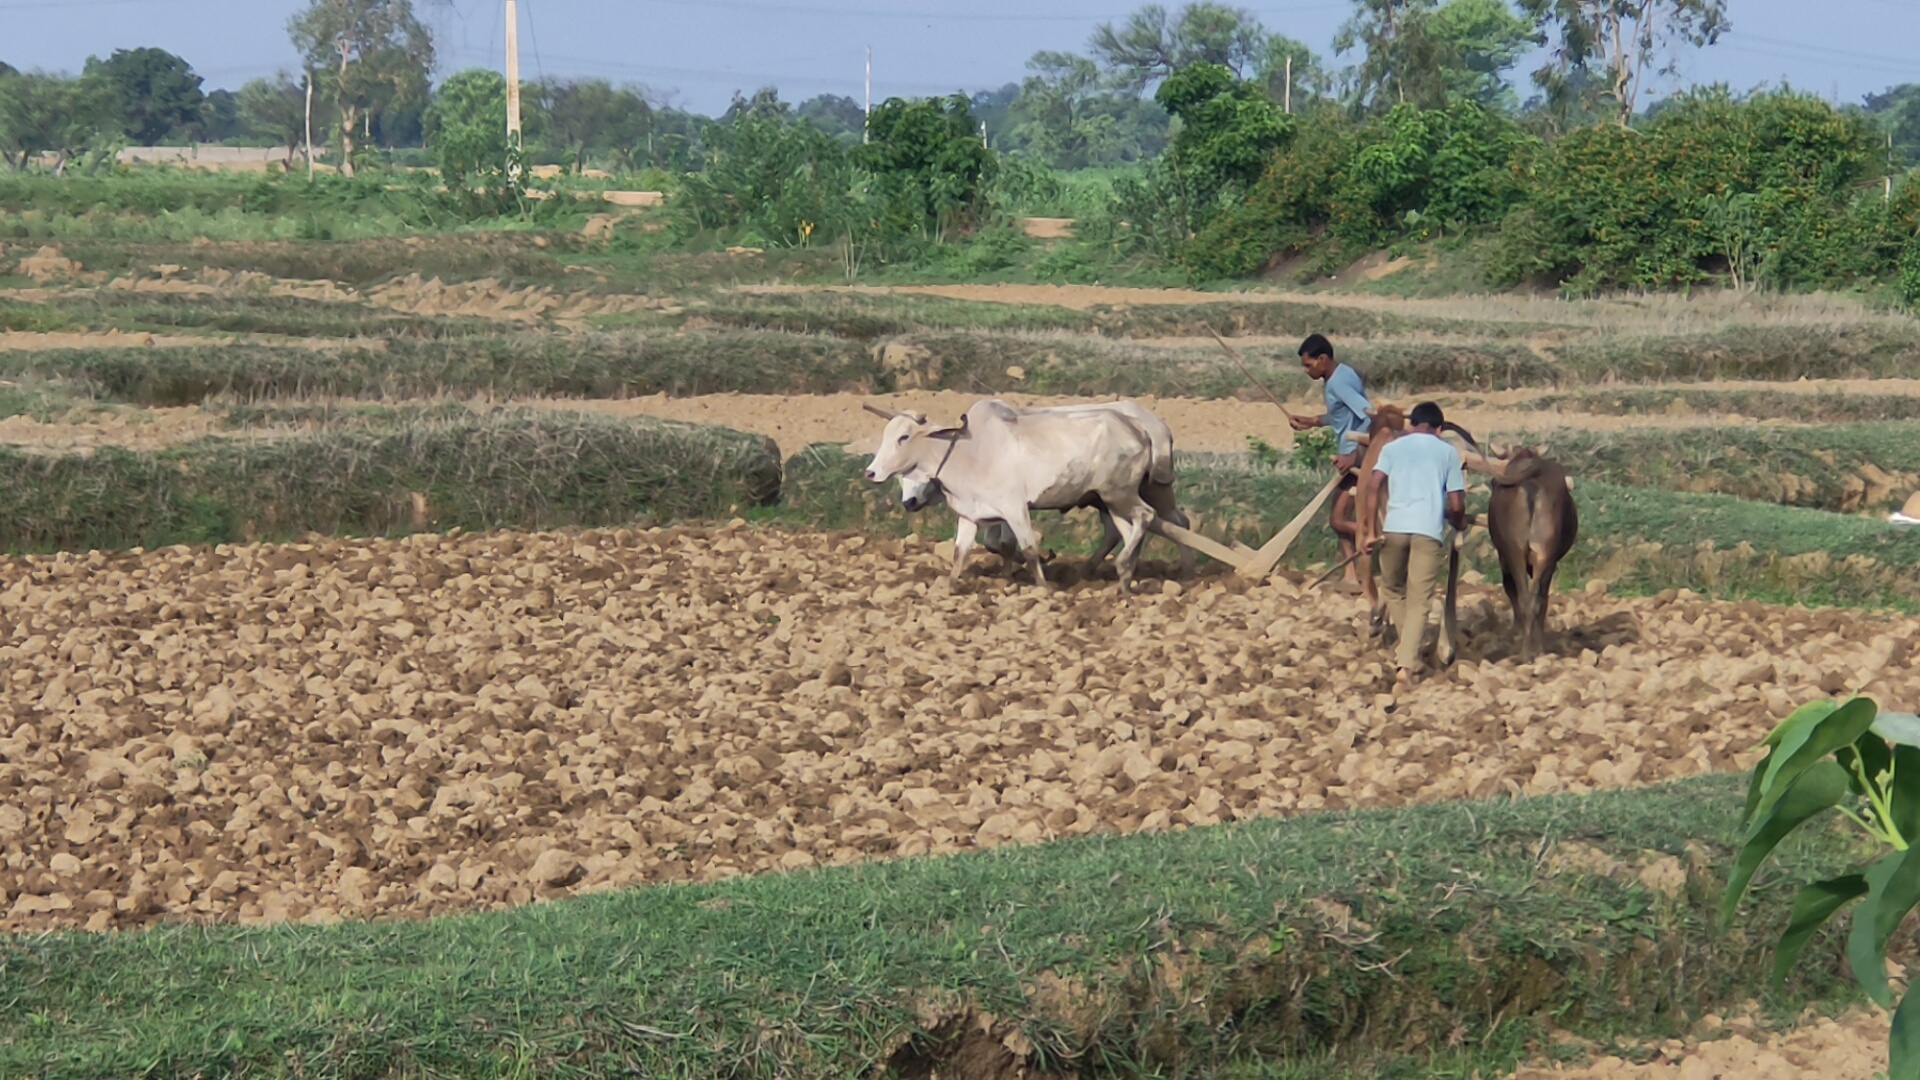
[2,525,1914,934]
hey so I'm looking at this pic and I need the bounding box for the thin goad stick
[1206,326,1309,425]
[1317,516,1480,589]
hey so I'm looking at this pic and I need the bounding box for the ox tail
[1519,480,1541,615]
[1147,425,1176,487]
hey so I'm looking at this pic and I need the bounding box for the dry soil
[1,525,1914,934]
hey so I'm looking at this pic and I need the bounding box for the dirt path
[3,382,1908,454]
[0,408,221,452]
[0,524,1913,933]
[1511,1007,1889,1079]
[737,282,1901,331]
[538,389,1859,458]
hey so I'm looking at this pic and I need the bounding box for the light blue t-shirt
[1374,431,1466,542]
[1323,364,1371,456]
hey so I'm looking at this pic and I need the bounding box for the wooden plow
[1134,325,1346,579]
[1146,469,1348,579]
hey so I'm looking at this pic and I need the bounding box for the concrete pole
[304,71,315,181]
[506,0,523,184]
[1284,56,1292,114]
[864,46,871,144]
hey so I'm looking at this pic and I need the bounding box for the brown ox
[1482,447,1579,661]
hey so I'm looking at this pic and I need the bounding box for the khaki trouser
[1379,533,1443,672]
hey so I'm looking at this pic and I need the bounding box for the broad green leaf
[1847,847,1920,1008]
[1876,712,1920,748]
[1745,699,1843,825]
[1841,737,1893,800]
[1721,760,1851,929]
[1770,874,1867,987]
[1894,746,1920,849]
[1893,984,1920,1080]
[1751,699,1880,831]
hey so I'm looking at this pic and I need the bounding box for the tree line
[3,0,1918,299]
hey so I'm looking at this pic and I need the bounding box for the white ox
[891,399,1196,579]
[862,398,1158,589]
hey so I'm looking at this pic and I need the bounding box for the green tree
[795,94,866,142]
[1253,34,1328,109]
[82,47,203,144]
[1338,0,1538,113]
[238,73,309,163]
[1091,3,1269,91]
[1517,0,1729,126]
[857,95,997,242]
[1490,87,1876,292]
[288,0,435,176]
[1335,0,1450,112]
[1011,52,1126,168]
[677,112,859,247]
[1157,62,1291,203]
[198,88,242,143]
[540,78,651,173]
[1429,0,1537,109]
[426,68,541,199]
[0,71,119,173]
[722,87,790,125]
[1862,84,1920,169]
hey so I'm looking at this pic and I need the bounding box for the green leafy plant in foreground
[1291,424,1338,470]
[1724,696,1920,1078]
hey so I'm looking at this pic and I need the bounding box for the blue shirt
[1323,364,1371,456]
[1374,432,1466,542]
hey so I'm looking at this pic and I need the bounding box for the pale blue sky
[3,0,1913,115]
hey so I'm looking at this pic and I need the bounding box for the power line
[440,45,973,95]
[1731,32,1918,71]
[627,0,1345,21]
[1719,40,1918,82]
[521,0,547,84]
[0,0,211,8]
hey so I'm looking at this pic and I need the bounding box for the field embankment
[0,768,1871,1080]
[0,412,779,551]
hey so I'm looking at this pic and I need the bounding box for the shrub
[1490,87,1882,293]
[1183,100,1529,279]
[673,115,862,249]
[856,95,997,242]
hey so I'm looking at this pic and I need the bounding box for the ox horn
[862,403,903,420]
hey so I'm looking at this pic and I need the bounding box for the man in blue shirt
[1364,401,1468,682]
[1291,333,1371,585]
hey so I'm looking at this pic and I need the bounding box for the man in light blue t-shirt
[1363,401,1467,681]
[1292,333,1372,585]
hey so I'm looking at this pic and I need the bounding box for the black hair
[1410,401,1445,428]
[1298,333,1332,360]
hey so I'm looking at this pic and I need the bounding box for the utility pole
[304,70,315,181]
[506,0,524,185]
[864,46,872,144]
[1284,56,1292,114]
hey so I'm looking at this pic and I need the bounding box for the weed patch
[0,412,780,551]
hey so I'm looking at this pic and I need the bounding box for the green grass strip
[779,447,1920,610]
[1505,423,1920,514]
[0,775,1863,1080]
[0,412,780,552]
